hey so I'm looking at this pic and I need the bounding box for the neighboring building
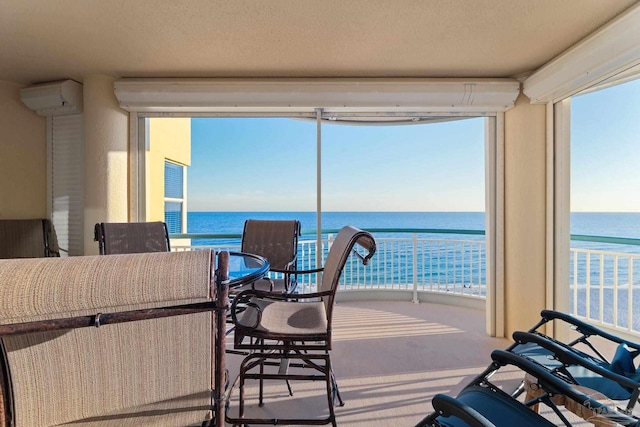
[148,118,191,245]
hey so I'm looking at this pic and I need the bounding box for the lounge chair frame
[508,310,640,414]
[417,349,640,427]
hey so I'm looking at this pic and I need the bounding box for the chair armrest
[268,267,324,275]
[231,288,332,306]
[539,310,640,351]
[427,394,494,427]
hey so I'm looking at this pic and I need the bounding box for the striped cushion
[3,315,213,426]
[0,250,215,426]
[0,251,212,324]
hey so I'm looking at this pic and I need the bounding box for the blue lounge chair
[508,310,640,414]
[416,349,639,427]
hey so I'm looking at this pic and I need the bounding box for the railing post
[412,233,419,303]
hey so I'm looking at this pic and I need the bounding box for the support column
[83,75,128,255]
[550,99,572,339]
[503,94,547,334]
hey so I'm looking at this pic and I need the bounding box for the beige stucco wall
[83,75,129,255]
[0,81,47,219]
[503,94,547,335]
[147,118,191,223]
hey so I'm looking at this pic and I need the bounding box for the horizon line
[186,210,640,214]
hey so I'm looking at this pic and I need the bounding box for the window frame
[163,159,187,234]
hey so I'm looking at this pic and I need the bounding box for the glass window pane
[165,162,184,198]
[165,201,182,233]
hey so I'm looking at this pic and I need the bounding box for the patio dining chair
[226,225,376,427]
[94,221,170,255]
[507,310,640,415]
[235,219,302,294]
[0,218,60,258]
[416,349,640,427]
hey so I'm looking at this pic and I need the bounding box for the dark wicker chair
[227,226,376,427]
[94,221,170,255]
[0,218,60,258]
[234,219,301,293]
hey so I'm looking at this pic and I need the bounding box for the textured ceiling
[0,0,638,86]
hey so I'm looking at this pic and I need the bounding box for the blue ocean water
[189,211,640,238]
[188,211,640,252]
[188,211,486,235]
[187,211,640,330]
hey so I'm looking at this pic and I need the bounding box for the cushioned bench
[0,250,227,427]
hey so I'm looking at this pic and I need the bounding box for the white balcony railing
[172,232,640,337]
[172,233,487,300]
[570,247,640,335]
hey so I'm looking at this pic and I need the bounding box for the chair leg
[278,351,293,396]
[228,351,340,425]
[324,354,338,427]
[259,354,264,407]
[330,369,344,407]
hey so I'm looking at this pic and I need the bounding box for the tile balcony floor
[225,300,518,426]
[224,299,624,426]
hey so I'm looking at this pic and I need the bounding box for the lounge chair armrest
[512,331,640,391]
[539,310,640,350]
[424,393,494,427]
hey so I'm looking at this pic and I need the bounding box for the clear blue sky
[188,78,639,212]
[571,78,640,212]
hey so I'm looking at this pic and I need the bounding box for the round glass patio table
[224,251,270,288]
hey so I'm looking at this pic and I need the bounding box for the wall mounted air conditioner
[20,80,83,116]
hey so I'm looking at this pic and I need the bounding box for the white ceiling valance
[114,78,520,114]
[523,3,640,104]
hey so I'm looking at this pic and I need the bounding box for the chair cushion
[436,386,556,427]
[609,343,637,377]
[568,365,634,400]
[239,299,328,336]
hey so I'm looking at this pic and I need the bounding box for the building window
[164,161,185,233]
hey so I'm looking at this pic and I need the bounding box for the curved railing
[171,228,487,304]
[170,228,640,335]
[570,237,640,336]
[169,227,487,241]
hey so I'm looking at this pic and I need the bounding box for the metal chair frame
[94,221,170,255]
[0,218,60,258]
[226,226,376,427]
[239,219,302,293]
[508,310,640,414]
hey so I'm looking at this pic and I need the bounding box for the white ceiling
[0,0,638,86]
